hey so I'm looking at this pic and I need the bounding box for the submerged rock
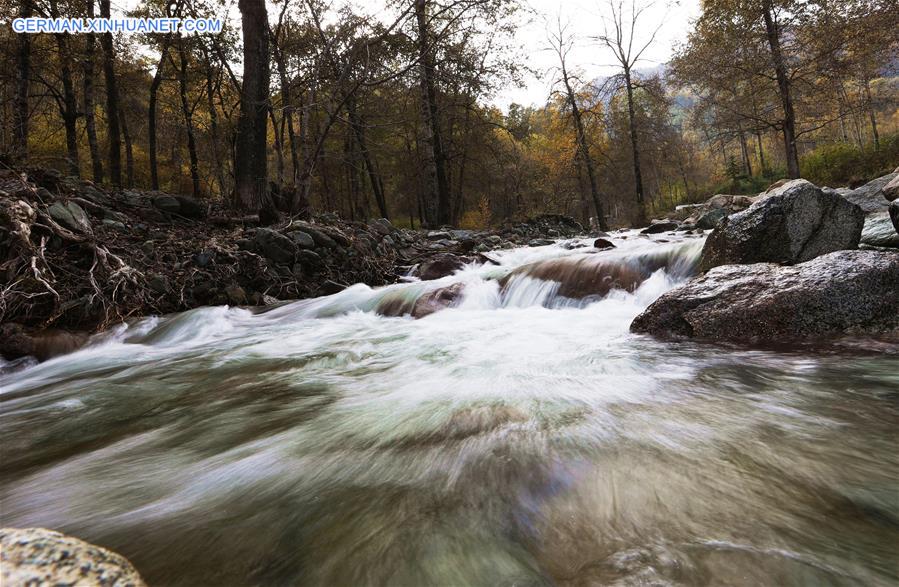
[700,179,863,271]
[0,324,88,361]
[631,251,899,342]
[1,527,146,587]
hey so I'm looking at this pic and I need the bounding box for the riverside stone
[700,179,864,271]
[1,527,146,587]
[631,250,899,342]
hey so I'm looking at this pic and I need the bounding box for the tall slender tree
[100,0,122,185]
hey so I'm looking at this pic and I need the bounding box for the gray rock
[101,219,127,231]
[891,200,899,234]
[700,179,864,271]
[287,230,315,249]
[175,195,205,218]
[883,173,899,202]
[148,274,170,293]
[254,228,297,264]
[48,201,92,233]
[1,527,146,587]
[486,235,503,245]
[303,227,338,249]
[696,207,727,230]
[153,194,181,214]
[860,213,899,248]
[427,230,452,240]
[842,172,897,213]
[417,254,470,280]
[296,249,322,267]
[368,218,393,236]
[528,238,555,247]
[641,221,679,234]
[631,250,899,342]
[193,251,214,267]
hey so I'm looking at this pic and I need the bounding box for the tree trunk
[347,98,388,219]
[562,67,608,231]
[269,107,285,186]
[415,0,451,227]
[762,0,800,178]
[863,77,880,149]
[120,106,134,187]
[175,40,201,198]
[756,132,767,174]
[235,0,276,221]
[148,36,172,190]
[203,47,226,196]
[83,0,104,183]
[739,131,752,177]
[48,0,80,175]
[623,67,646,225]
[13,0,33,160]
[272,42,300,184]
[100,0,122,186]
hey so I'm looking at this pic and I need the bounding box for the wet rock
[1,527,146,587]
[641,221,678,234]
[287,230,315,249]
[528,238,555,247]
[417,254,470,280]
[700,179,864,271]
[0,324,89,361]
[48,201,92,234]
[152,194,181,214]
[224,284,247,305]
[842,172,897,214]
[860,213,899,248]
[594,238,615,250]
[254,228,296,264]
[412,282,465,318]
[631,250,899,342]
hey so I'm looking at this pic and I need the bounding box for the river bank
[0,167,584,360]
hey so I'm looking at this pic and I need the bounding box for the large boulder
[883,171,899,202]
[891,200,899,234]
[631,250,899,342]
[842,172,897,213]
[860,213,899,248]
[1,527,146,587]
[699,179,863,271]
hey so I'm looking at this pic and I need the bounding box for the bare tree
[83,0,104,182]
[235,0,277,220]
[548,19,608,230]
[595,0,666,226]
[100,0,122,186]
[13,0,34,160]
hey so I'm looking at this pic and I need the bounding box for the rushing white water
[1,231,897,586]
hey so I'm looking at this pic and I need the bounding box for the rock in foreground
[631,251,899,343]
[1,527,145,587]
[700,179,863,271]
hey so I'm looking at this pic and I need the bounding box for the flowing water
[1,232,898,586]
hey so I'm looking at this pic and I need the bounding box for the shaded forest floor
[0,167,584,357]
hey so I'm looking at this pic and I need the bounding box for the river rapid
[1,232,898,586]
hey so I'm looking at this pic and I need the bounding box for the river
[1,232,897,586]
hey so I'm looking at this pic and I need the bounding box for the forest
[3,0,897,230]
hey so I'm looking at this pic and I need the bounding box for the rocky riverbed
[0,167,584,360]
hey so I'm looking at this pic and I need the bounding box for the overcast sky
[500,0,701,108]
[112,0,700,110]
